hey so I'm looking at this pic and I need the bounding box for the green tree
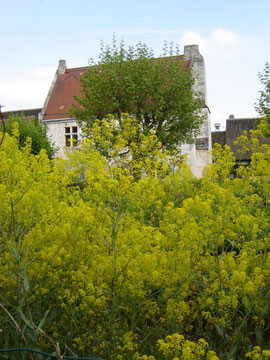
[71,39,203,151]
[256,62,270,121]
[3,114,56,159]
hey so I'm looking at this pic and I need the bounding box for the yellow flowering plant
[0,116,270,359]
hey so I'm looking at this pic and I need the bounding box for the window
[196,137,208,150]
[65,126,78,147]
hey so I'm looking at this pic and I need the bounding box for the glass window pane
[65,135,71,146]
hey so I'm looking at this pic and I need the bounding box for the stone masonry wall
[181,45,212,177]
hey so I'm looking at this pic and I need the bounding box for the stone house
[211,115,262,167]
[39,45,211,177]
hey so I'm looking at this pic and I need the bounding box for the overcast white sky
[0,0,270,129]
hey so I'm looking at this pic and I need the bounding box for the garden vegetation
[0,117,270,359]
[3,114,56,159]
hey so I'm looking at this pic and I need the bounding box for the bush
[3,114,56,158]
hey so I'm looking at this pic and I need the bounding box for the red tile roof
[42,56,191,121]
[42,67,87,120]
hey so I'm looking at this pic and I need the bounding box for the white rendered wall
[45,118,82,158]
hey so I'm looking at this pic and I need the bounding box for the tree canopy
[256,62,270,122]
[71,39,203,150]
[3,114,56,158]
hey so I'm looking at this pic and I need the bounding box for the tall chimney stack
[58,60,67,75]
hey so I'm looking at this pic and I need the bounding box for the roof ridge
[66,66,89,71]
[66,54,185,72]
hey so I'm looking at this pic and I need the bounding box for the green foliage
[256,62,270,122]
[3,114,56,159]
[71,38,203,151]
[82,114,177,181]
[1,118,270,360]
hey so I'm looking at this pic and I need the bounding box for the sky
[0,0,270,129]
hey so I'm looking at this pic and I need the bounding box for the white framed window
[65,126,78,147]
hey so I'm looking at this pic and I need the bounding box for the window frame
[65,126,78,147]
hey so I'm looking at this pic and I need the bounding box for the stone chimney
[184,44,206,106]
[229,114,234,119]
[58,60,67,75]
[184,44,199,60]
